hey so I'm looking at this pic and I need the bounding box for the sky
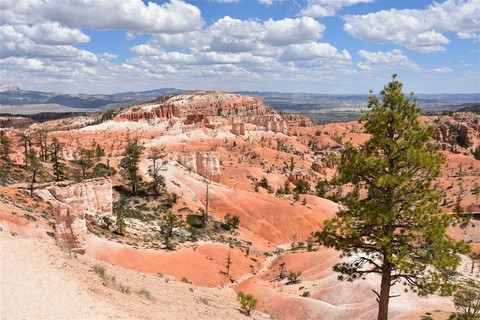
[0,0,479,94]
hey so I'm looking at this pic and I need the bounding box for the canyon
[0,91,479,320]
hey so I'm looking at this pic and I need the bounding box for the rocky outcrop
[429,112,480,154]
[117,104,181,122]
[115,92,315,135]
[231,122,246,136]
[281,114,313,127]
[36,178,112,252]
[177,151,221,182]
[0,117,36,129]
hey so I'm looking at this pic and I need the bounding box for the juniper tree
[315,75,469,320]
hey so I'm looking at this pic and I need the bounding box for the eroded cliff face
[428,112,480,155]
[177,151,221,182]
[115,92,312,133]
[36,178,112,252]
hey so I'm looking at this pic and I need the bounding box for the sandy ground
[0,232,122,319]
[0,231,269,320]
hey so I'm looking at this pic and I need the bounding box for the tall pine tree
[315,75,469,320]
[120,138,144,196]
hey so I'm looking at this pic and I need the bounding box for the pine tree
[27,149,43,197]
[147,146,166,196]
[0,134,12,183]
[315,75,469,320]
[17,132,31,169]
[77,148,95,179]
[120,138,144,196]
[51,138,66,181]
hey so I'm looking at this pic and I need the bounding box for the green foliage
[138,288,153,300]
[50,138,67,181]
[278,262,286,280]
[115,210,126,236]
[283,180,291,194]
[222,213,240,230]
[294,179,310,194]
[448,279,480,320]
[0,135,12,165]
[420,313,434,320]
[160,212,182,250]
[237,291,257,316]
[92,162,116,178]
[315,179,329,197]
[147,147,166,196]
[186,214,204,229]
[120,138,144,196]
[76,148,95,179]
[259,176,269,189]
[286,271,302,284]
[95,144,105,160]
[315,75,469,320]
[27,149,44,196]
[0,135,12,183]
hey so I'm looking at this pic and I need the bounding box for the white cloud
[0,25,94,60]
[357,49,420,72]
[433,66,454,73]
[344,0,480,53]
[262,17,325,46]
[281,43,351,62]
[0,0,204,34]
[299,0,373,18]
[16,22,90,45]
[457,31,479,39]
[152,16,325,52]
[258,0,274,5]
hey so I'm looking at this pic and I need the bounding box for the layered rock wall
[430,112,480,154]
[177,151,221,182]
[37,178,112,252]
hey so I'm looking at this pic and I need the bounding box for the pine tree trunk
[377,256,392,320]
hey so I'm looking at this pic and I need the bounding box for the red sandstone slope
[0,92,479,320]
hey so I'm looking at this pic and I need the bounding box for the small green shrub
[237,291,257,316]
[302,291,310,297]
[138,288,153,300]
[286,271,302,285]
[186,214,204,229]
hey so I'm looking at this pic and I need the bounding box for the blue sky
[0,0,479,94]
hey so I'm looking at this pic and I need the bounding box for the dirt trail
[0,232,123,319]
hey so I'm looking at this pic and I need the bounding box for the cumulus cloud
[299,0,373,17]
[457,31,479,39]
[357,49,420,72]
[152,16,325,53]
[344,0,480,52]
[0,24,95,60]
[15,22,90,45]
[0,0,204,34]
[281,43,351,62]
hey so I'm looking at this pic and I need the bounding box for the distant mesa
[115,91,313,132]
[0,85,20,92]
